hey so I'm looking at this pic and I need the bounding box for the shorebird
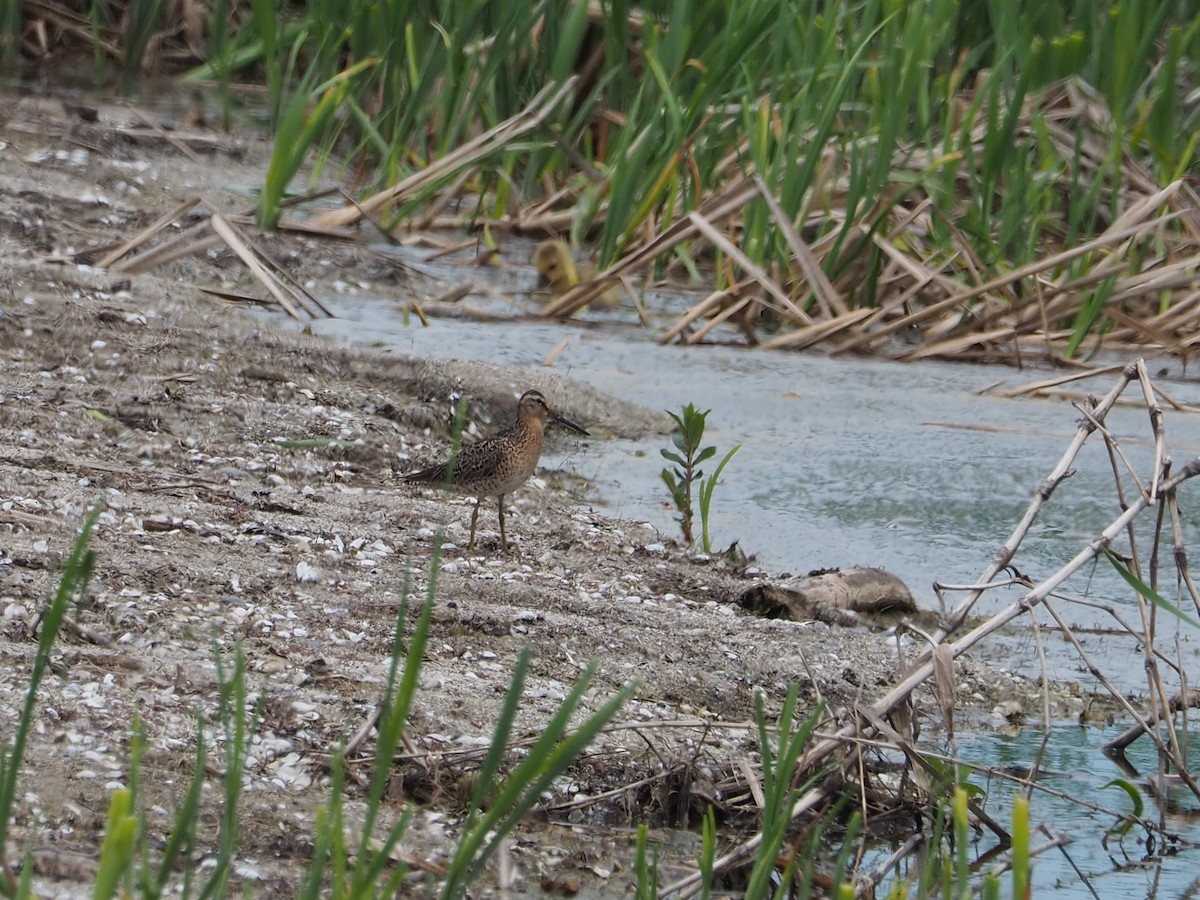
[533,239,622,310]
[403,390,589,553]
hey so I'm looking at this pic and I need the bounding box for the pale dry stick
[1135,358,1167,502]
[751,174,847,317]
[870,229,965,301]
[986,363,1128,399]
[791,142,840,249]
[423,209,578,233]
[519,176,585,221]
[542,766,689,815]
[1105,257,1200,305]
[545,177,760,317]
[542,336,571,367]
[623,274,651,327]
[979,187,1195,340]
[127,106,204,164]
[1063,593,1186,678]
[537,121,604,186]
[1087,373,1168,770]
[685,211,815,324]
[929,202,990,294]
[918,742,1172,835]
[657,282,749,344]
[1032,268,1054,364]
[1125,461,1192,812]
[988,836,1079,884]
[234,224,333,318]
[902,628,955,748]
[114,219,221,274]
[210,213,305,320]
[415,166,479,231]
[498,838,514,899]
[1142,289,1200,336]
[990,266,1133,341]
[1165,484,1200,620]
[422,238,477,263]
[933,574,1031,594]
[427,281,475,304]
[998,386,1197,412]
[757,308,876,352]
[1026,609,1054,792]
[828,253,962,355]
[1106,690,1200,756]
[94,196,202,269]
[855,705,1009,841]
[336,187,401,246]
[739,757,766,810]
[1079,396,1150,505]
[856,832,924,898]
[309,78,577,230]
[902,325,1028,362]
[1105,308,1192,353]
[684,296,757,344]
[344,706,383,759]
[663,454,1200,898]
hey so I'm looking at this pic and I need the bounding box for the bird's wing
[403,460,449,484]
[404,437,509,486]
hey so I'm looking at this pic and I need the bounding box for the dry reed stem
[546,179,760,318]
[752,175,846,317]
[758,308,875,351]
[986,364,1128,399]
[686,211,814,324]
[115,219,221,274]
[1105,691,1200,757]
[309,79,578,230]
[210,213,308,320]
[96,195,202,270]
[656,284,746,344]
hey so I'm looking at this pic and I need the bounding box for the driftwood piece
[737,566,917,627]
[1104,689,1200,756]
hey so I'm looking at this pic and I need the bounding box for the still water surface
[262,254,1200,896]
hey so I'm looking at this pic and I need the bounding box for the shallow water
[950,724,1200,898]
[262,242,1200,896]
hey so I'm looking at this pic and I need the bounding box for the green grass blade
[0,505,101,858]
[1103,547,1200,629]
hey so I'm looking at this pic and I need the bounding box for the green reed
[0,506,100,879]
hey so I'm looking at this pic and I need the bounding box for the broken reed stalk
[663,358,1200,897]
[543,178,758,318]
[309,79,578,230]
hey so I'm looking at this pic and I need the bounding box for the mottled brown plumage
[403,390,589,553]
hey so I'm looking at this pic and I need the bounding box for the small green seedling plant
[660,404,740,552]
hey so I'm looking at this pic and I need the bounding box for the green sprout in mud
[660,404,740,552]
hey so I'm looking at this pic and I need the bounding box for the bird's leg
[497,494,508,554]
[468,497,481,551]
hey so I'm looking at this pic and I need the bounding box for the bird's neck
[518,417,545,452]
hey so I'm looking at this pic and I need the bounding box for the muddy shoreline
[0,94,1106,894]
